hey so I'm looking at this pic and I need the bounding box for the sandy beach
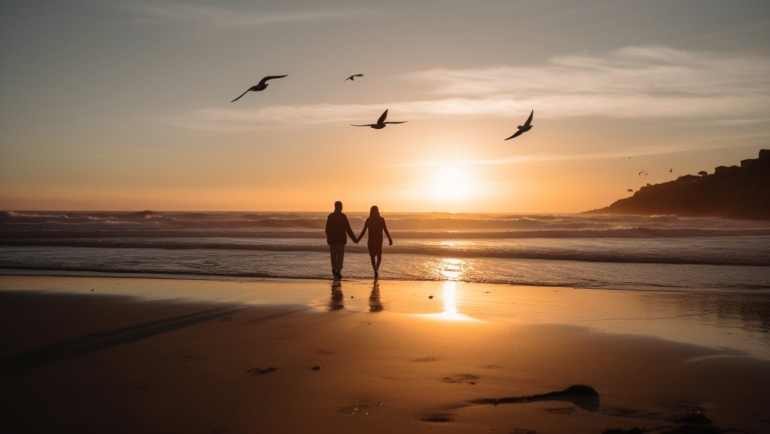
[1,275,769,434]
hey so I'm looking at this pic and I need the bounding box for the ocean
[1,211,769,291]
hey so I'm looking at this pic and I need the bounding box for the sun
[432,167,469,200]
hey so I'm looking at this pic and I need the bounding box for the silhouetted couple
[325,201,393,279]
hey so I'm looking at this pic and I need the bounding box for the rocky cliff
[586,149,770,220]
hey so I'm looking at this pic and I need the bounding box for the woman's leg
[375,254,382,272]
[370,254,377,275]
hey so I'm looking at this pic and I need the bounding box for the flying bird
[345,74,364,81]
[351,109,407,129]
[231,75,288,102]
[669,168,673,172]
[505,110,534,140]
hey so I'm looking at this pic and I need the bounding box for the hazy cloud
[120,3,376,28]
[168,46,770,131]
[395,142,755,168]
[405,46,770,98]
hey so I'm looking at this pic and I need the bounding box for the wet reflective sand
[1,275,769,433]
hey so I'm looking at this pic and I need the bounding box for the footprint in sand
[411,356,440,363]
[339,400,382,415]
[543,406,575,415]
[442,374,480,385]
[421,414,453,423]
[246,367,277,376]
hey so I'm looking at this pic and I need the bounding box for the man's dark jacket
[325,212,356,245]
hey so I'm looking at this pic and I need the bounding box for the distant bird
[669,168,673,172]
[345,74,364,81]
[351,109,407,129]
[231,75,288,102]
[505,110,534,140]
[638,171,645,176]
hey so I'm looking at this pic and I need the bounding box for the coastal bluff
[587,149,770,220]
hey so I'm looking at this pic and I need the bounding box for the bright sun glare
[432,167,469,200]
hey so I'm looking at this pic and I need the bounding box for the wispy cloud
[405,46,770,97]
[119,3,376,28]
[168,46,770,131]
[395,141,763,168]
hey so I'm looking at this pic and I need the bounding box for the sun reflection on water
[439,257,464,281]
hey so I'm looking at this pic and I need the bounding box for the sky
[1,0,769,213]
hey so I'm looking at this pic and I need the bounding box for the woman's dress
[366,217,385,256]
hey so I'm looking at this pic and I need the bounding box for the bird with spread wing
[505,110,534,140]
[231,75,288,102]
[351,109,407,129]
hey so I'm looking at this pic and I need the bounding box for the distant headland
[587,149,770,220]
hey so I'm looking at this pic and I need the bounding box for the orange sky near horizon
[1,1,769,213]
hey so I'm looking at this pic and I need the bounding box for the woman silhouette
[356,206,393,279]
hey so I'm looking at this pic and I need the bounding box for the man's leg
[330,244,345,278]
[336,245,346,277]
[329,246,336,271]
[329,245,339,278]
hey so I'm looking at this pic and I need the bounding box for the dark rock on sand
[471,384,600,412]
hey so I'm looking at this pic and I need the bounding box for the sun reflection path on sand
[429,258,477,321]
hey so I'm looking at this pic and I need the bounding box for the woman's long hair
[369,206,380,219]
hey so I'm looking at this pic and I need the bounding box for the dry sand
[1,275,769,433]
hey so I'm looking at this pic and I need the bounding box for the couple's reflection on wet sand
[327,281,383,313]
[369,281,383,313]
[329,281,344,311]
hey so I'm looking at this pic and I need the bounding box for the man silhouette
[325,201,357,279]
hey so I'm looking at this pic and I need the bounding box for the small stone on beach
[312,366,321,371]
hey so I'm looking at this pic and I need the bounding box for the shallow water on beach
[1,211,769,291]
[2,246,770,292]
